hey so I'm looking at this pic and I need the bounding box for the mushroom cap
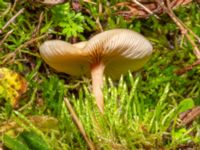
[39,29,153,78]
[39,40,90,76]
[73,41,88,49]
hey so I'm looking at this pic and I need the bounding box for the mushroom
[39,29,153,113]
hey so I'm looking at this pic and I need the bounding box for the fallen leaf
[0,116,58,134]
[179,106,200,127]
[115,0,193,19]
[0,68,27,108]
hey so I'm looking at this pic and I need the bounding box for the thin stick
[1,3,11,17]
[175,59,200,75]
[91,62,105,113]
[32,11,44,38]
[84,0,96,4]
[64,98,95,150]
[96,0,103,32]
[181,22,200,44]
[11,0,18,12]
[0,8,25,34]
[165,0,200,44]
[132,0,160,19]
[0,29,14,46]
[2,34,47,64]
[165,0,200,59]
[15,34,47,53]
[155,0,200,59]
[185,34,200,59]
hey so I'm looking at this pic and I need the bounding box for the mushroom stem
[91,61,105,113]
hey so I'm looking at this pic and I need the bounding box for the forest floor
[0,0,200,149]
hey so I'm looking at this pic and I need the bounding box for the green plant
[51,3,85,38]
[0,1,200,149]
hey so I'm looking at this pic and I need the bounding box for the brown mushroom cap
[85,29,152,78]
[39,29,152,78]
[39,40,90,76]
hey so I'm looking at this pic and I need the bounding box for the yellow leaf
[0,68,27,108]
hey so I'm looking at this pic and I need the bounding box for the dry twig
[64,98,95,150]
[132,0,160,19]
[0,8,25,34]
[11,0,19,12]
[164,0,200,59]
[96,0,103,32]
[115,0,193,19]
[32,11,44,38]
[175,59,200,75]
[0,29,14,46]
[1,34,47,65]
[154,0,200,74]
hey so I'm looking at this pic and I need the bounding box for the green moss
[0,1,200,149]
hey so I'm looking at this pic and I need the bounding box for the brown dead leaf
[115,0,193,19]
[179,106,200,127]
[0,116,58,135]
